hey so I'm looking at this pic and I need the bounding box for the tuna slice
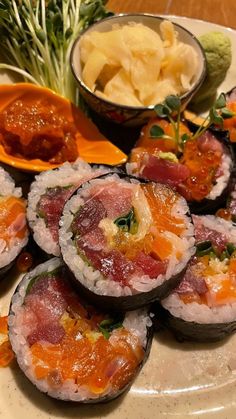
[140,154,190,186]
[89,182,133,218]
[175,266,208,295]
[134,252,167,279]
[37,186,75,242]
[197,131,223,153]
[72,198,107,236]
[192,215,228,252]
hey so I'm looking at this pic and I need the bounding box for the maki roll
[8,258,152,402]
[216,177,236,223]
[59,173,195,311]
[159,215,236,342]
[0,166,28,274]
[27,159,109,256]
[127,118,233,214]
[223,86,236,144]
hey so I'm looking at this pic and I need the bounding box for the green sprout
[150,93,236,151]
[0,0,111,104]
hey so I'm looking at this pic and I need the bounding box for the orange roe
[0,341,15,367]
[16,251,33,273]
[31,324,144,392]
[140,118,190,153]
[216,208,232,221]
[130,118,223,202]
[0,196,27,245]
[0,316,15,368]
[0,316,8,334]
[179,139,222,201]
[223,102,236,142]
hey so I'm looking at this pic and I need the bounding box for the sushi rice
[8,258,152,402]
[0,166,28,269]
[59,174,195,299]
[27,159,109,256]
[162,215,236,325]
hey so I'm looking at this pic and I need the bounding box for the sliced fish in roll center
[8,258,152,402]
[27,158,110,256]
[59,173,195,311]
[158,215,236,341]
[0,166,28,273]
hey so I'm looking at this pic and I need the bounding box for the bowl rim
[70,13,207,111]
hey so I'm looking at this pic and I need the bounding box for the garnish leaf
[181,133,190,144]
[215,93,226,109]
[209,108,224,126]
[150,125,165,138]
[226,243,236,255]
[221,108,236,119]
[165,95,181,111]
[154,104,171,118]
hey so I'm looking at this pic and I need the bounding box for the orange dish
[0,83,127,171]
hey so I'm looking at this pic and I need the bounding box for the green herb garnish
[99,317,124,340]
[226,242,236,257]
[114,208,138,234]
[151,93,235,151]
[0,0,111,104]
[196,240,215,257]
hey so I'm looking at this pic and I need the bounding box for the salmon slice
[142,183,186,235]
[0,196,27,243]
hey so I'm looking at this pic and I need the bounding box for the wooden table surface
[107,0,236,29]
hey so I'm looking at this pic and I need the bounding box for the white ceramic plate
[1,16,236,419]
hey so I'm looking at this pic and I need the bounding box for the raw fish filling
[129,119,226,202]
[176,217,236,306]
[0,196,27,252]
[21,269,144,394]
[37,186,75,242]
[72,179,191,287]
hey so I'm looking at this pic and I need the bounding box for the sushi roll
[8,258,152,402]
[223,86,236,145]
[59,173,195,311]
[216,177,236,223]
[0,166,28,274]
[127,118,233,214]
[158,215,236,342]
[27,159,109,256]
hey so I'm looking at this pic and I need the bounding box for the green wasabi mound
[190,31,232,109]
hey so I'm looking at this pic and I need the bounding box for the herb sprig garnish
[0,0,111,104]
[150,93,235,151]
[196,241,236,260]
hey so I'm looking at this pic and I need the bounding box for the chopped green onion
[196,240,214,257]
[114,208,138,234]
[226,243,236,255]
[99,317,124,340]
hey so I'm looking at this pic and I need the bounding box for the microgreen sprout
[0,0,111,104]
[150,93,236,151]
